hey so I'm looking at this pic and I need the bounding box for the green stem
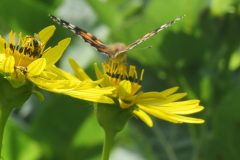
[0,105,13,158]
[96,103,131,160]
[102,130,116,160]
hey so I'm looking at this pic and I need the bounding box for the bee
[6,35,43,74]
[21,35,43,58]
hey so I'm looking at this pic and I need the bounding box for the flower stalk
[0,77,32,157]
[96,103,132,160]
[0,103,13,157]
[102,129,115,160]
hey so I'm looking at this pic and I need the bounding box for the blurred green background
[1,0,240,159]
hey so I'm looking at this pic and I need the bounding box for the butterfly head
[107,43,126,57]
[106,43,128,62]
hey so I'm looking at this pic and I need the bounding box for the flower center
[4,34,43,70]
[103,62,144,86]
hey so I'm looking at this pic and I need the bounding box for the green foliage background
[0,0,240,159]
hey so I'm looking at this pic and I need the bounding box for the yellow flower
[0,25,68,86]
[70,59,204,127]
[30,65,114,103]
[0,26,114,103]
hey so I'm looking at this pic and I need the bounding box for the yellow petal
[9,31,15,45]
[94,63,111,87]
[136,86,180,99]
[133,109,153,127]
[159,86,179,96]
[165,93,187,102]
[29,78,79,89]
[42,38,71,66]
[118,80,132,98]
[46,65,79,81]
[29,76,114,104]
[64,89,114,104]
[136,92,166,105]
[128,65,137,78]
[0,55,4,71]
[139,105,179,123]
[3,55,15,73]
[69,58,92,81]
[119,99,133,109]
[152,100,204,115]
[27,58,46,77]
[94,63,104,80]
[38,25,56,45]
[136,91,187,106]
[0,35,6,53]
[138,105,204,124]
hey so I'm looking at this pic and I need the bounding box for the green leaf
[2,119,41,160]
[87,0,123,29]
[211,0,235,16]
[203,85,240,160]
[30,93,99,159]
[229,51,240,71]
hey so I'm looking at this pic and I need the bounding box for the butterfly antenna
[133,45,153,51]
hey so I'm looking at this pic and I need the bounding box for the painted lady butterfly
[49,14,184,59]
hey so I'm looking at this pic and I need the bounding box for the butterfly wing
[49,14,112,55]
[114,15,185,57]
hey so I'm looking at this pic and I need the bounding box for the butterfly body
[49,14,184,61]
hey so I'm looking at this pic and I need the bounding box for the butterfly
[49,14,184,60]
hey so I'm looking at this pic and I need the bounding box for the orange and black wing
[49,14,111,55]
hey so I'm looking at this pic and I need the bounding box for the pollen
[103,62,144,85]
[3,32,43,69]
